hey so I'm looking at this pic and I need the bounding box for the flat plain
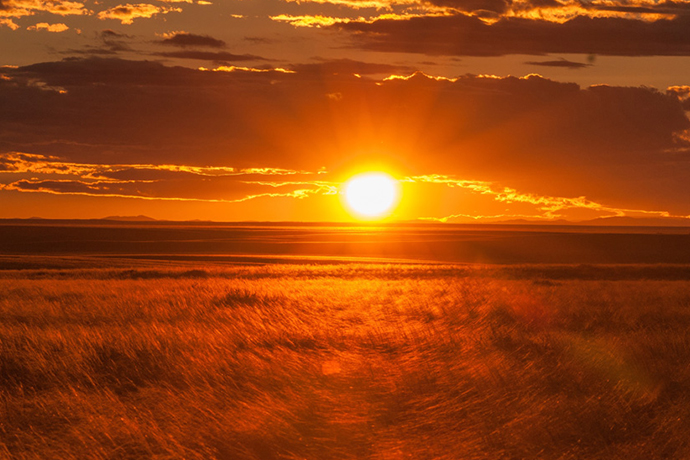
[1,222,690,459]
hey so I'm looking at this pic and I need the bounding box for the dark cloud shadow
[157,33,226,48]
[288,58,415,75]
[524,58,591,68]
[153,50,266,63]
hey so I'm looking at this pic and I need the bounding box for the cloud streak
[0,152,336,203]
[27,22,69,31]
[154,50,265,63]
[0,152,323,179]
[157,32,226,48]
[524,58,591,68]
[405,175,690,221]
[2,179,333,203]
[97,3,181,24]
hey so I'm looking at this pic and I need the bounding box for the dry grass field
[2,262,690,459]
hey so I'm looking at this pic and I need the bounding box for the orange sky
[1,0,690,223]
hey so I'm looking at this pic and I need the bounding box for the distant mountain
[576,216,690,227]
[491,218,573,226]
[493,216,690,227]
[100,215,157,222]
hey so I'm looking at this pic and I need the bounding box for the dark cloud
[524,0,563,7]
[333,14,690,56]
[667,86,690,110]
[426,0,511,14]
[153,50,265,63]
[101,29,131,39]
[524,58,590,68]
[244,36,277,44]
[63,48,120,56]
[288,58,414,76]
[11,58,210,86]
[63,29,134,56]
[98,29,133,52]
[586,0,690,16]
[158,33,226,48]
[1,58,689,214]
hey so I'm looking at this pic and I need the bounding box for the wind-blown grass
[1,263,689,459]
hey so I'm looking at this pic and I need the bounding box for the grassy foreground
[1,263,690,459]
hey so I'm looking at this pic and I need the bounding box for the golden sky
[1,0,690,222]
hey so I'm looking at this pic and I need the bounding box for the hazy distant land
[0,219,688,265]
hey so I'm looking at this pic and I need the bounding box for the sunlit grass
[1,263,690,459]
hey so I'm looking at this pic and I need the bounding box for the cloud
[667,85,690,110]
[200,65,295,73]
[0,152,322,178]
[157,32,226,48]
[270,12,447,28]
[100,29,131,39]
[1,58,689,219]
[279,0,419,9]
[427,0,511,15]
[159,0,213,3]
[27,21,68,31]
[0,0,89,28]
[97,3,181,24]
[8,57,203,86]
[63,29,134,55]
[288,58,415,76]
[0,18,18,28]
[582,0,690,17]
[332,13,690,56]
[0,0,89,17]
[3,178,333,203]
[524,58,591,68]
[405,174,686,222]
[268,0,690,24]
[154,50,264,63]
[0,152,334,202]
[97,28,133,50]
[270,14,352,27]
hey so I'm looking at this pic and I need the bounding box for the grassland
[1,262,690,459]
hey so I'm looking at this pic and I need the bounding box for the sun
[342,172,401,219]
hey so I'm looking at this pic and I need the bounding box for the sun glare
[343,172,401,219]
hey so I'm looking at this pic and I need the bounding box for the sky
[1,0,690,222]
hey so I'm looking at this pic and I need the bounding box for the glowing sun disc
[343,172,401,218]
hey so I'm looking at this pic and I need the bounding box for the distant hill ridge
[579,216,690,227]
[1,215,689,226]
[100,215,158,222]
[495,216,690,227]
